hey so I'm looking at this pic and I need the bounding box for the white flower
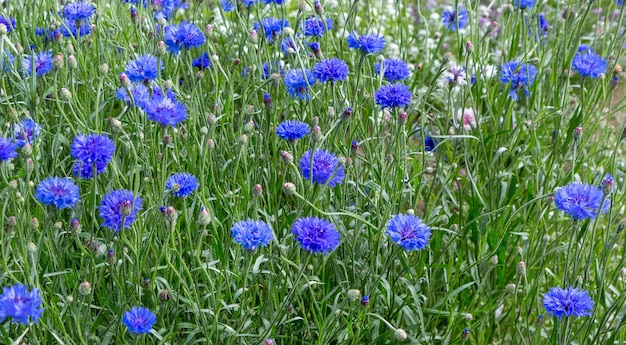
[456,108,477,130]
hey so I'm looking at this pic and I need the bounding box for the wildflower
[424,135,437,151]
[361,296,369,306]
[13,119,41,148]
[71,133,115,179]
[124,55,161,83]
[299,149,345,187]
[442,6,469,31]
[281,37,297,55]
[144,96,188,127]
[601,174,615,195]
[543,286,593,318]
[457,108,477,130]
[253,18,290,44]
[60,19,91,37]
[262,61,283,79]
[374,58,410,82]
[437,63,467,88]
[0,16,16,32]
[166,173,199,197]
[302,17,333,37]
[220,0,236,11]
[514,0,535,9]
[122,307,156,334]
[386,214,431,251]
[374,84,412,109]
[347,31,385,55]
[23,51,53,76]
[35,177,80,209]
[312,58,349,83]
[164,22,206,54]
[0,283,44,324]
[554,182,610,220]
[0,137,18,161]
[499,61,537,101]
[153,0,184,20]
[276,120,310,141]
[99,189,143,233]
[192,52,212,70]
[231,219,274,251]
[64,1,96,22]
[292,216,341,254]
[572,48,607,78]
[284,68,316,100]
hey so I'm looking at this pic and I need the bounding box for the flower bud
[239,134,248,144]
[159,289,172,302]
[573,126,583,143]
[0,24,7,36]
[347,289,361,302]
[67,55,77,69]
[394,328,407,342]
[120,200,132,216]
[506,283,517,294]
[249,30,258,43]
[311,125,322,143]
[79,281,92,295]
[465,40,474,54]
[107,117,123,133]
[442,52,452,63]
[27,242,37,253]
[263,93,272,111]
[398,111,408,125]
[517,261,526,276]
[22,143,32,157]
[119,73,131,88]
[30,217,39,229]
[66,43,75,55]
[207,139,215,150]
[156,41,166,56]
[243,120,255,133]
[283,182,296,195]
[490,255,498,266]
[252,184,263,197]
[205,24,213,37]
[198,206,211,225]
[53,53,64,69]
[60,88,72,101]
[361,295,370,307]
[280,150,294,164]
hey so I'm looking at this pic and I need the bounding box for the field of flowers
[1,0,626,343]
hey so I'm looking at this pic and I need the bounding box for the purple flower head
[0,16,16,32]
[164,22,206,54]
[543,286,593,319]
[60,19,91,37]
[292,216,341,254]
[302,17,333,37]
[375,83,412,109]
[281,36,296,55]
[425,135,437,151]
[116,84,169,110]
[23,51,53,76]
[347,32,385,55]
[99,189,143,233]
[554,182,610,220]
[0,283,44,325]
[284,68,316,100]
[312,58,349,83]
[122,306,156,334]
[0,137,18,161]
[276,120,310,141]
[262,61,283,79]
[374,58,410,82]
[572,49,607,78]
[231,219,273,251]
[220,0,236,11]
[438,63,467,88]
[124,55,162,83]
[166,173,199,197]
[514,0,535,9]
[153,0,183,20]
[299,149,345,187]
[64,1,96,21]
[500,61,537,101]
[192,52,212,70]
[144,96,188,127]
[13,119,41,148]
[36,177,80,209]
[70,133,115,179]
[253,18,290,44]
[442,6,469,31]
[386,214,431,251]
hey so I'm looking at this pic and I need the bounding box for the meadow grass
[1,0,626,344]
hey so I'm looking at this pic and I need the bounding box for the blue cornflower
[144,96,188,127]
[116,84,169,110]
[284,68,316,100]
[124,55,161,83]
[154,0,183,20]
[35,28,59,42]
[386,214,431,251]
[122,307,156,334]
[99,189,143,232]
[374,83,412,109]
[71,133,115,179]
[302,17,333,37]
[554,182,610,220]
[262,61,283,79]
[220,0,236,11]
[374,58,410,82]
[499,61,537,101]
[64,1,96,22]
[514,0,535,9]
[572,49,607,78]
[0,283,44,325]
[166,173,199,197]
[0,16,16,32]
[425,135,437,151]
[312,58,349,83]
[347,31,385,55]
[276,120,310,141]
[266,0,285,4]
[0,137,18,161]
[299,149,345,187]
[35,177,80,209]
[543,286,593,319]
[192,52,212,70]
[242,0,258,7]
[231,219,274,251]
[60,19,91,37]
[164,22,206,54]
[442,6,469,31]
[23,51,53,76]
[281,37,296,55]
[13,119,41,148]
[253,18,290,44]
[292,216,341,254]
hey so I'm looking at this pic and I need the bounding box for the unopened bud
[394,328,407,342]
[159,289,172,302]
[66,43,75,55]
[283,182,296,195]
[506,283,517,294]
[243,120,255,133]
[27,242,37,253]
[280,151,294,164]
[79,281,92,295]
[252,184,263,197]
[67,55,77,69]
[347,289,361,302]
[53,53,64,69]
[156,41,166,56]
[22,143,32,156]
[361,295,370,306]
[239,134,248,144]
[107,117,123,133]
[205,24,213,37]
[442,52,452,63]
[198,206,211,225]
[490,255,498,266]
[398,111,407,125]
[120,200,132,216]
[99,63,109,74]
[30,217,39,229]
[119,73,131,88]
[311,125,322,143]
[249,30,258,43]
[573,126,583,143]
[517,261,526,276]
[60,88,72,101]
[465,40,474,54]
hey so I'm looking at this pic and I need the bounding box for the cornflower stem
[562,220,579,286]
[583,194,608,285]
